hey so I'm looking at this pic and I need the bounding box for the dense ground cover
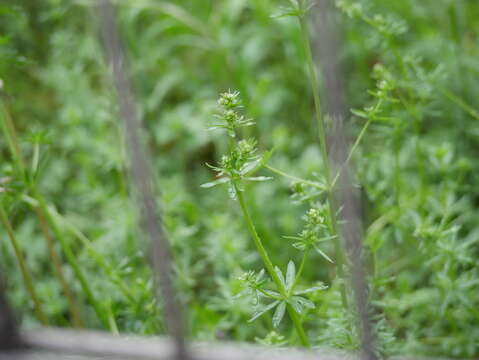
[1,0,478,358]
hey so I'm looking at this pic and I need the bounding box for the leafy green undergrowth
[0,0,478,358]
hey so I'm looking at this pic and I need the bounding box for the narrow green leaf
[242,149,274,176]
[286,260,296,291]
[245,176,273,182]
[292,242,306,251]
[351,108,369,118]
[200,177,229,188]
[274,266,286,288]
[314,245,334,263]
[294,296,315,310]
[272,301,286,328]
[287,296,303,314]
[262,289,281,299]
[248,300,279,323]
[271,6,301,19]
[283,235,303,241]
[256,269,265,282]
[294,284,328,295]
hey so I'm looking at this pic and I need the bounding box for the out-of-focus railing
[314,1,377,359]
[97,1,188,359]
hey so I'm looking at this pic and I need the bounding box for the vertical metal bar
[312,1,377,359]
[0,278,21,350]
[96,1,189,359]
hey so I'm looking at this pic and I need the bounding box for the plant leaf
[200,177,230,188]
[294,296,315,310]
[272,301,286,328]
[317,235,338,243]
[241,150,274,176]
[288,296,315,314]
[285,260,295,291]
[248,300,279,323]
[293,243,306,251]
[245,176,273,182]
[314,245,334,263]
[271,5,301,19]
[274,266,286,288]
[294,284,328,295]
[283,235,302,241]
[351,108,369,118]
[256,269,265,282]
[262,289,281,299]
[287,296,303,314]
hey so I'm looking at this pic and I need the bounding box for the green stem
[289,250,309,295]
[332,99,383,188]
[393,127,401,209]
[33,190,109,329]
[265,165,326,190]
[297,12,348,309]
[258,288,281,301]
[22,194,136,306]
[32,205,84,328]
[391,43,427,207]
[234,183,310,347]
[0,203,48,325]
[360,13,427,207]
[298,18,329,179]
[0,102,26,175]
[106,301,120,336]
[332,118,371,189]
[229,135,235,154]
[55,205,136,304]
[437,85,479,121]
[1,100,86,328]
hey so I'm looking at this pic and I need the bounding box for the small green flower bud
[223,109,239,125]
[306,208,323,225]
[237,139,256,156]
[218,90,241,109]
[291,181,305,194]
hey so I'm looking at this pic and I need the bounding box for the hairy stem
[332,99,383,188]
[289,250,309,296]
[234,183,310,347]
[0,102,26,175]
[265,165,326,190]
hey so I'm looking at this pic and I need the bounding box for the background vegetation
[1,0,478,358]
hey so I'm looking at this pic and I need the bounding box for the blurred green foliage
[0,0,478,358]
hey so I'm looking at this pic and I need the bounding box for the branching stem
[289,250,309,296]
[234,183,310,347]
[332,99,383,188]
[265,165,326,190]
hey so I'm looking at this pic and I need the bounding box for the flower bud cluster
[287,204,334,263]
[202,91,272,198]
[209,90,255,137]
[218,90,242,109]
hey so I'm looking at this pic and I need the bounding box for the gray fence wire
[0,1,377,359]
[0,281,20,350]
[97,1,188,359]
[314,1,377,359]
